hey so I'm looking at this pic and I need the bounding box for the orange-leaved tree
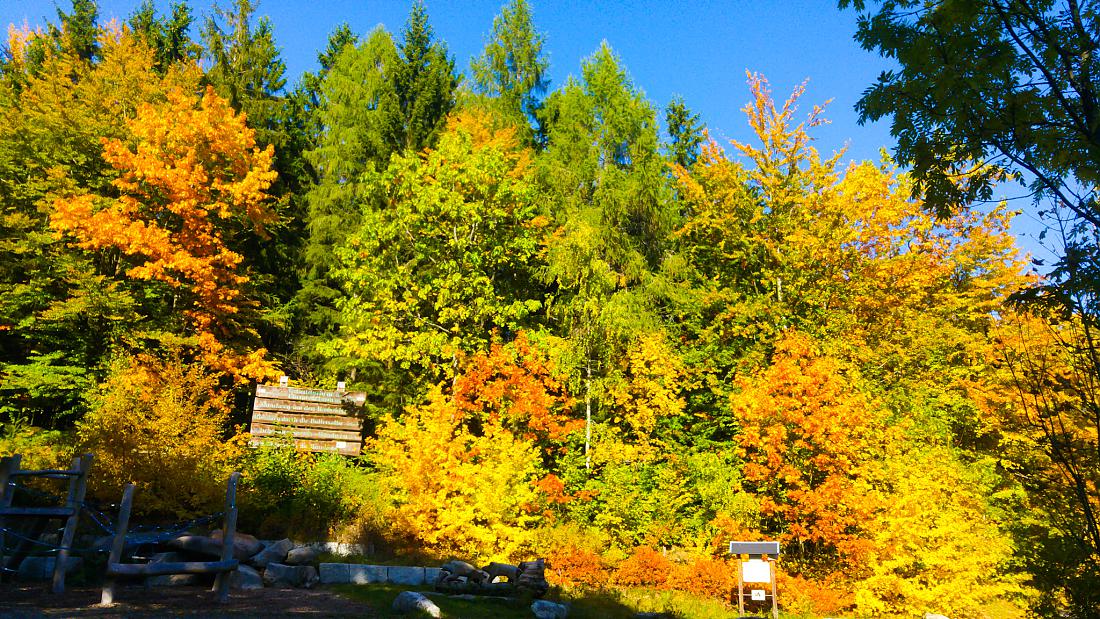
[51,83,278,380]
[732,331,880,572]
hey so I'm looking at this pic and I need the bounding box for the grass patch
[332,583,805,618]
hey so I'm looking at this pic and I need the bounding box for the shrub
[614,546,672,588]
[237,436,363,538]
[545,545,611,588]
[667,556,734,600]
[77,354,241,517]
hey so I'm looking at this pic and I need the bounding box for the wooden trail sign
[249,384,366,456]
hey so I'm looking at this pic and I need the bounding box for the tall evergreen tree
[471,0,549,130]
[202,0,307,361]
[127,0,199,72]
[53,0,99,62]
[665,96,705,168]
[538,43,675,468]
[391,1,457,152]
[298,27,401,363]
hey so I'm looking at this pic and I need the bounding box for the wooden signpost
[729,541,780,619]
[249,381,366,456]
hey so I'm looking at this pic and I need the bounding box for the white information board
[741,559,772,583]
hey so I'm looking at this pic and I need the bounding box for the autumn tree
[371,385,542,560]
[0,25,196,424]
[51,83,278,380]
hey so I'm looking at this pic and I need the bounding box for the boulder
[211,529,263,559]
[230,564,264,590]
[16,556,82,580]
[392,591,441,617]
[250,539,293,568]
[531,600,569,619]
[439,560,489,585]
[284,545,320,566]
[483,562,518,583]
[263,563,318,588]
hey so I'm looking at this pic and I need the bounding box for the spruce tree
[391,1,457,152]
[471,0,549,129]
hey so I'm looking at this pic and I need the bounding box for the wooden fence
[249,385,366,456]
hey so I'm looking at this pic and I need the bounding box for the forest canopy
[0,1,1096,617]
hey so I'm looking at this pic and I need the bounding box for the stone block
[285,546,320,565]
[230,564,264,590]
[250,538,293,568]
[349,563,387,584]
[387,565,426,586]
[319,563,350,585]
[424,567,442,585]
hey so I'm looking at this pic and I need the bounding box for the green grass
[332,583,807,619]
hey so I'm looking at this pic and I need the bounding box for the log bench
[101,472,241,604]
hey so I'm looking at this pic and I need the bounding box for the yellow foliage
[371,386,542,561]
[77,354,244,517]
[608,332,685,442]
[854,446,1032,618]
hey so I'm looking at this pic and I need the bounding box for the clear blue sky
[2,0,1048,258]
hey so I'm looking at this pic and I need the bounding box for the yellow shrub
[77,354,242,517]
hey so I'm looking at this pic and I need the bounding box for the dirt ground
[0,584,381,618]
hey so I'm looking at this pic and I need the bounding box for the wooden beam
[251,410,362,431]
[108,559,239,577]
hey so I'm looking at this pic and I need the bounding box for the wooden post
[212,472,240,603]
[53,453,92,594]
[736,554,745,617]
[0,455,19,581]
[101,483,135,606]
[770,556,779,619]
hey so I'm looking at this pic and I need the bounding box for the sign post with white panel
[729,541,780,619]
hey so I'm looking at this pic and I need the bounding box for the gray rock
[531,600,569,619]
[148,552,183,564]
[147,573,201,587]
[263,563,319,589]
[392,591,441,617]
[167,532,257,562]
[16,556,82,580]
[250,538,293,567]
[349,564,387,584]
[211,529,264,559]
[284,546,320,565]
[387,565,426,586]
[424,567,442,585]
[319,563,351,585]
[230,564,264,590]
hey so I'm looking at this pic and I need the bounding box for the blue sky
[1,0,1049,258]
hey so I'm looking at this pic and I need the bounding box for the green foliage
[238,436,364,538]
[127,0,199,70]
[471,0,550,131]
[392,1,457,152]
[327,113,544,395]
[665,96,705,168]
[298,27,401,358]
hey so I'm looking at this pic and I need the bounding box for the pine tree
[665,96,704,168]
[391,0,457,152]
[471,0,549,129]
[298,27,401,357]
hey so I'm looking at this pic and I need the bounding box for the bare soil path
[0,584,380,618]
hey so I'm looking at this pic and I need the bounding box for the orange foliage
[778,572,853,616]
[52,84,278,380]
[545,545,610,588]
[732,332,879,564]
[667,557,735,599]
[452,332,581,444]
[613,546,672,587]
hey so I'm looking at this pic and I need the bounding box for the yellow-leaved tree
[371,385,542,561]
